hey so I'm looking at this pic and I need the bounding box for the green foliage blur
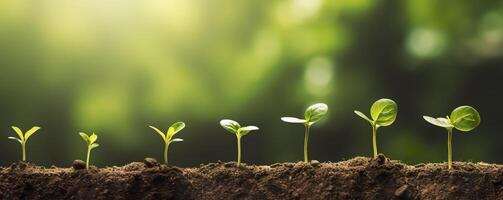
[0,0,502,167]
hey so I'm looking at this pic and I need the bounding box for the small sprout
[354,98,398,158]
[281,103,328,162]
[79,132,99,169]
[8,126,41,161]
[149,122,186,165]
[220,119,259,167]
[423,105,481,170]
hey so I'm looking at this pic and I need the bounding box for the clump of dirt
[0,161,193,199]
[1,155,503,200]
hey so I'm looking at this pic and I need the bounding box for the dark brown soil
[1,155,503,200]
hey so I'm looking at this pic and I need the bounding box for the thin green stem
[447,128,453,170]
[237,136,241,166]
[372,124,377,159]
[22,142,26,161]
[86,146,91,169]
[164,142,169,164]
[304,124,310,162]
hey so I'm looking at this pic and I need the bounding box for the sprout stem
[304,125,310,162]
[372,124,377,159]
[164,142,169,165]
[447,128,453,170]
[86,146,91,169]
[237,136,241,166]
[21,142,26,161]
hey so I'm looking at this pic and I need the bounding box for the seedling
[423,105,480,170]
[79,132,99,169]
[354,98,398,158]
[149,122,186,165]
[8,126,41,161]
[281,103,328,162]
[220,119,259,166]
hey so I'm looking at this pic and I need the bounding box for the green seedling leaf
[171,138,184,143]
[281,103,328,162]
[90,143,100,149]
[220,119,241,134]
[423,116,454,128]
[370,98,398,126]
[354,110,372,123]
[79,132,90,143]
[281,117,307,124]
[450,106,481,132]
[11,126,24,141]
[355,98,397,158]
[8,126,42,161]
[167,127,175,138]
[149,126,167,142]
[8,137,22,144]
[220,119,259,166]
[89,133,98,144]
[24,126,41,140]
[79,131,99,169]
[238,126,259,137]
[282,103,328,126]
[170,122,186,136]
[422,105,480,170]
[305,103,328,125]
[149,122,186,164]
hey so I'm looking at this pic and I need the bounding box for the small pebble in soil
[143,157,159,168]
[72,160,86,170]
[310,160,320,167]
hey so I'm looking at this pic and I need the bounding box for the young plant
[423,105,480,170]
[79,132,99,169]
[220,119,259,167]
[354,98,398,158]
[8,126,41,161]
[281,103,328,162]
[149,122,186,165]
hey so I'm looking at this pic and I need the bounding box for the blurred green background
[0,0,502,167]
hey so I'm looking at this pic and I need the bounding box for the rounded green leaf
[89,133,98,144]
[169,122,186,137]
[423,116,454,128]
[238,126,259,137]
[370,98,397,126]
[304,103,328,125]
[281,117,307,124]
[220,119,241,134]
[450,105,480,132]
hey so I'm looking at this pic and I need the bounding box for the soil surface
[1,155,503,200]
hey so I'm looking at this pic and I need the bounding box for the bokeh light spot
[406,28,447,59]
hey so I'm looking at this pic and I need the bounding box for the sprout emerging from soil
[8,126,41,161]
[149,122,186,165]
[281,103,328,162]
[423,105,481,170]
[220,119,259,167]
[79,132,100,169]
[354,98,398,158]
